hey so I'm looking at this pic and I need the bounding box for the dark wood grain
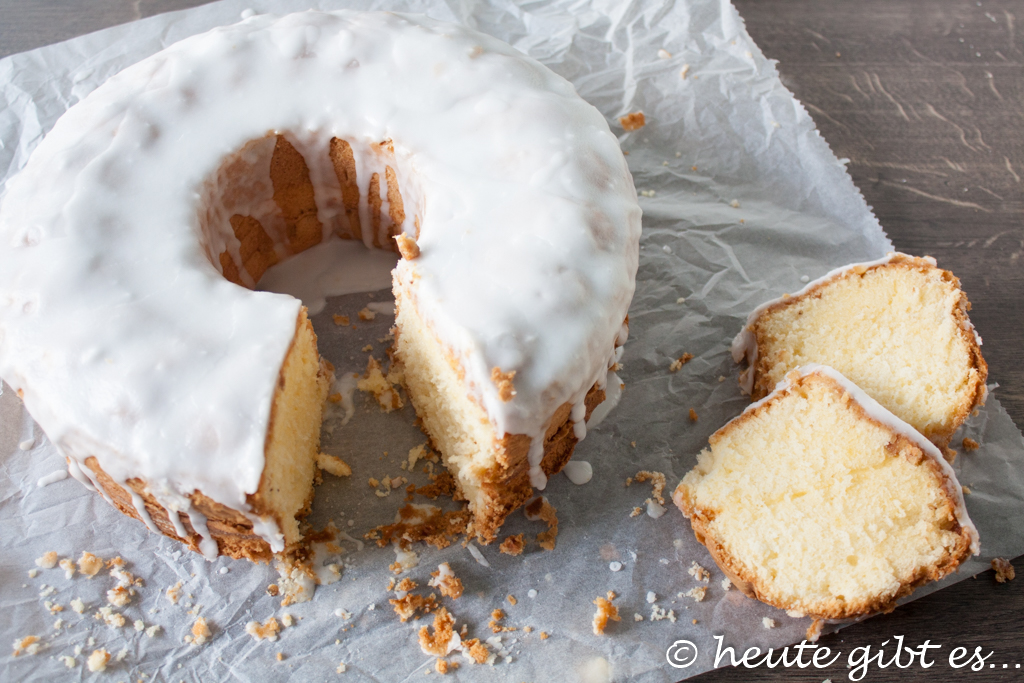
[0,1,1021,681]
[705,1,1024,680]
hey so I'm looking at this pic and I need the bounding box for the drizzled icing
[0,11,640,552]
[743,364,980,556]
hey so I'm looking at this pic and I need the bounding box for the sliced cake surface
[732,253,986,446]
[674,365,978,621]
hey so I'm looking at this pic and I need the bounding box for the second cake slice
[673,365,978,622]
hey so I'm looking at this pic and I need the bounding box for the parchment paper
[3,0,1024,681]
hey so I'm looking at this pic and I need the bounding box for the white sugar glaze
[736,364,980,555]
[0,11,640,552]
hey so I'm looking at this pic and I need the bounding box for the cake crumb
[592,591,620,635]
[146,625,161,638]
[35,551,58,569]
[634,613,643,622]
[107,586,132,608]
[428,563,464,600]
[650,605,676,622]
[362,344,373,352]
[406,443,429,471]
[630,506,643,518]
[631,470,666,505]
[488,608,515,633]
[336,662,347,673]
[96,606,126,629]
[27,568,38,578]
[524,497,559,551]
[418,607,458,656]
[669,353,693,372]
[619,112,646,131]
[58,558,76,579]
[680,64,691,79]
[507,594,517,606]
[191,617,212,646]
[245,617,281,642]
[332,314,350,326]
[317,452,352,477]
[266,584,279,597]
[78,552,103,577]
[688,561,710,582]
[166,581,183,604]
[358,357,403,412]
[395,233,420,260]
[12,635,41,656]
[963,437,980,451]
[993,558,1015,583]
[462,638,491,664]
[87,649,110,672]
[499,534,525,556]
[70,598,86,614]
[688,408,698,422]
[491,367,516,402]
[721,578,732,591]
[390,593,439,622]
[134,619,145,632]
[58,655,76,668]
[358,307,376,321]
[762,617,776,629]
[806,618,824,643]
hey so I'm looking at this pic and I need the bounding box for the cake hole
[196,132,418,312]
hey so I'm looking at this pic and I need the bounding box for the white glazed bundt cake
[732,253,987,447]
[0,11,640,559]
[673,365,978,621]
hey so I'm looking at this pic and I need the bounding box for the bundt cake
[0,11,640,559]
[673,365,979,621]
[732,253,986,446]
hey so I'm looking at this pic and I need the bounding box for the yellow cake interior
[249,309,330,550]
[393,282,504,521]
[677,372,971,619]
[751,260,985,444]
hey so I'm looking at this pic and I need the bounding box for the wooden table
[1,1,1021,681]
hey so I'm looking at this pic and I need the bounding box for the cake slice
[673,365,978,621]
[732,253,986,446]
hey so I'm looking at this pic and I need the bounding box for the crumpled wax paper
[3,0,1024,681]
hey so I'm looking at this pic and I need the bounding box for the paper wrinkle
[2,0,1023,681]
